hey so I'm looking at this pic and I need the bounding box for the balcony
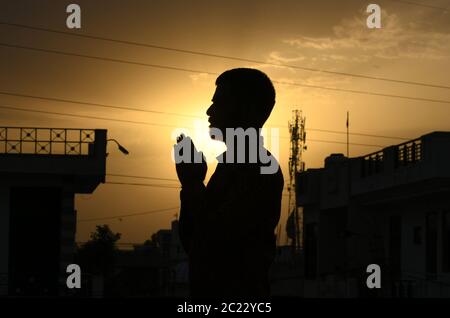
[0,127,97,156]
[352,132,450,196]
[0,127,107,193]
[395,138,422,168]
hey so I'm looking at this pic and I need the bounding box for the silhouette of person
[174,68,284,298]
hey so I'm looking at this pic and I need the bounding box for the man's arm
[173,134,207,254]
[179,182,206,254]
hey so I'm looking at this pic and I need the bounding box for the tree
[77,225,121,276]
[143,233,159,248]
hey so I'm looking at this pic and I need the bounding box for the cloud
[284,10,450,61]
[189,73,211,82]
[267,51,306,63]
[284,38,336,50]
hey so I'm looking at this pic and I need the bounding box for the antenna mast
[286,109,306,251]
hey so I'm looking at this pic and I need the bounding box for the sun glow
[170,119,227,164]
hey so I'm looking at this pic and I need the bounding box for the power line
[272,124,409,140]
[1,21,449,89]
[1,42,450,105]
[280,135,385,148]
[0,103,389,148]
[303,128,409,141]
[107,179,298,196]
[0,91,201,119]
[108,179,372,189]
[106,178,306,190]
[390,0,449,11]
[0,103,181,128]
[107,173,178,182]
[76,242,146,246]
[78,206,179,222]
[0,42,217,75]
[1,90,409,141]
[309,138,383,148]
[272,79,450,105]
[107,174,289,190]
[105,181,180,189]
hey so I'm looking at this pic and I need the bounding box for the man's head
[207,68,276,138]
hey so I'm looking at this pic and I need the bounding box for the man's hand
[174,134,207,187]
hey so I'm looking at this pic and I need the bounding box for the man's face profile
[206,84,237,141]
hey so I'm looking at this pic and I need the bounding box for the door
[9,187,61,296]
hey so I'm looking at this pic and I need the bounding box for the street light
[107,139,129,155]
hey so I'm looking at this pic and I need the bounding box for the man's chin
[208,127,224,141]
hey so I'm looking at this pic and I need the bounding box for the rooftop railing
[0,127,95,156]
[361,149,384,177]
[395,138,422,168]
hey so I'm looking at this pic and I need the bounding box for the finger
[177,133,186,143]
[173,142,183,159]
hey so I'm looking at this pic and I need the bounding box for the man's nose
[206,103,214,116]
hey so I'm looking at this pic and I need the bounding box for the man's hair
[215,68,276,126]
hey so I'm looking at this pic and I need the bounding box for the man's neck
[218,134,265,164]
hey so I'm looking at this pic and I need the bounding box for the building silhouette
[0,127,106,296]
[299,131,450,297]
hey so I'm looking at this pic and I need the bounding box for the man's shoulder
[261,163,284,187]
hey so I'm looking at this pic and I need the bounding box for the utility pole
[345,111,351,296]
[346,111,349,158]
[286,110,306,252]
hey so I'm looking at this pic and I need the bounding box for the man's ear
[236,104,250,126]
[243,102,259,125]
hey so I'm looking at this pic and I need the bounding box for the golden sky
[1,0,449,244]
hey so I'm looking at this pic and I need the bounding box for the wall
[0,187,9,295]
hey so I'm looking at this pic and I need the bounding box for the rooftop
[0,126,107,193]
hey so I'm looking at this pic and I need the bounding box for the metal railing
[395,138,422,168]
[361,150,384,177]
[0,127,95,155]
